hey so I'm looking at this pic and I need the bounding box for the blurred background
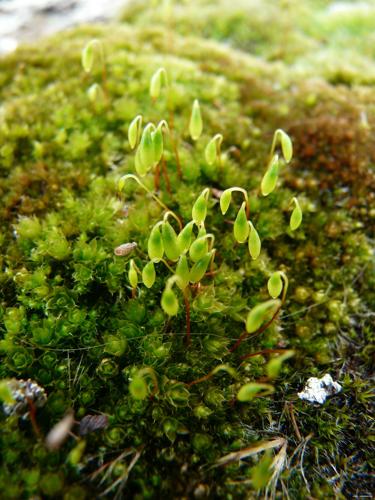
[0,0,125,54]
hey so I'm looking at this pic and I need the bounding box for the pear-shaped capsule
[192,191,208,224]
[139,124,155,171]
[148,224,164,262]
[279,129,293,163]
[177,221,194,253]
[161,287,179,316]
[189,235,209,262]
[261,155,279,196]
[128,259,138,289]
[152,126,164,164]
[82,39,100,73]
[150,67,168,100]
[87,83,104,104]
[205,134,222,165]
[290,197,302,230]
[189,99,203,140]
[135,147,148,177]
[175,255,190,289]
[248,222,261,260]
[142,261,156,288]
[220,189,232,215]
[267,271,283,299]
[233,202,249,243]
[128,115,142,149]
[246,299,281,333]
[162,222,180,261]
[189,252,212,283]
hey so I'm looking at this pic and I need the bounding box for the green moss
[0,1,373,498]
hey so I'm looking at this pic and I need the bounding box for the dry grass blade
[265,441,288,499]
[215,437,286,467]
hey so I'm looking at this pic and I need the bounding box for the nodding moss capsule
[148,223,164,262]
[248,221,261,260]
[205,134,223,165]
[246,299,281,333]
[162,222,180,261]
[274,128,293,163]
[152,120,168,164]
[135,147,148,176]
[139,123,155,172]
[161,286,179,316]
[189,99,203,140]
[177,221,194,254]
[128,260,138,289]
[290,197,303,230]
[128,115,143,150]
[142,261,156,288]
[87,83,104,103]
[261,154,279,196]
[267,272,283,299]
[175,255,190,289]
[151,127,163,164]
[81,39,102,73]
[233,202,249,243]
[189,234,212,262]
[129,375,148,400]
[189,251,214,283]
[266,350,294,379]
[192,188,209,224]
[237,382,275,402]
[150,67,168,100]
[220,189,232,215]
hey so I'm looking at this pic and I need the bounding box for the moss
[0,1,373,498]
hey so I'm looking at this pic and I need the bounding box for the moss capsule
[148,224,164,262]
[128,260,138,289]
[139,124,155,171]
[189,236,210,262]
[152,127,163,164]
[267,271,283,299]
[233,202,249,243]
[128,115,142,149]
[189,252,213,283]
[261,155,279,196]
[248,221,261,259]
[290,197,303,230]
[81,39,101,73]
[162,222,180,261]
[278,129,293,163]
[175,255,190,289]
[220,189,232,215]
[246,299,281,333]
[192,189,209,224]
[177,221,194,254]
[161,287,179,316]
[237,382,274,402]
[135,147,148,176]
[142,261,156,288]
[150,67,168,100]
[189,99,203,140]
[205,134,222,165]
[87,83,104,103]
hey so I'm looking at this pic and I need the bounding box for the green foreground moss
[0,3,374,499]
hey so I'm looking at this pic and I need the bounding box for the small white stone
[298,374,342,404]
